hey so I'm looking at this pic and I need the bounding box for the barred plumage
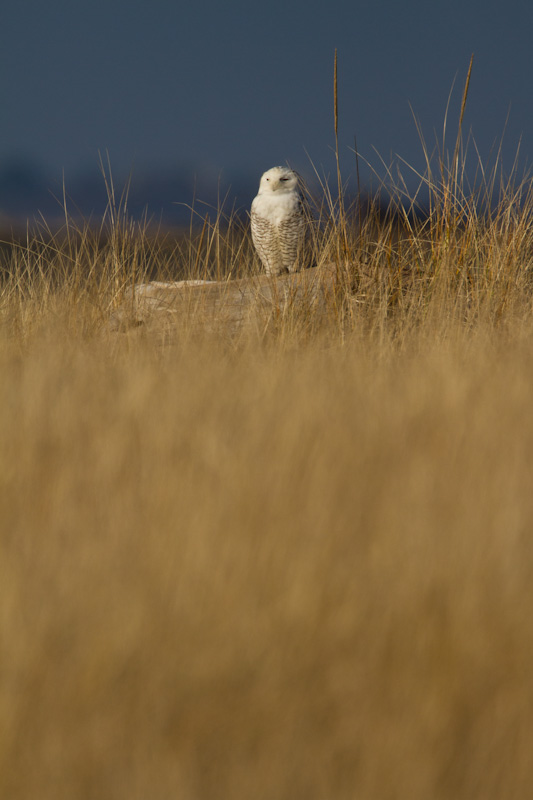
[250,166,307,276]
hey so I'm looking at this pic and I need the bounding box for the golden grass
[2,142,533,798]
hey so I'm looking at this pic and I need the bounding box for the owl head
[257,166,299,194]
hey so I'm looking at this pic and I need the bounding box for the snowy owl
[251,166,307,276]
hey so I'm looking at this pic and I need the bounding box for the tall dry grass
[3,123,533,799]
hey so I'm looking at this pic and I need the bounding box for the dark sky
[2,0,533,219]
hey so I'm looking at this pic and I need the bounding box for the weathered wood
[109,264,340,337]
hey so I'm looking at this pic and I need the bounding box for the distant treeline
[0,156,436,240]
[0,158,259,228]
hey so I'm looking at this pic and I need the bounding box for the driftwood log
[109,263,341,338]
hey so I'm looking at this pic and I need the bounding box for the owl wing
[277,199,309,272]
[251,208,283,275]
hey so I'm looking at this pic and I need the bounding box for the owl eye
[280,177,289,181]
